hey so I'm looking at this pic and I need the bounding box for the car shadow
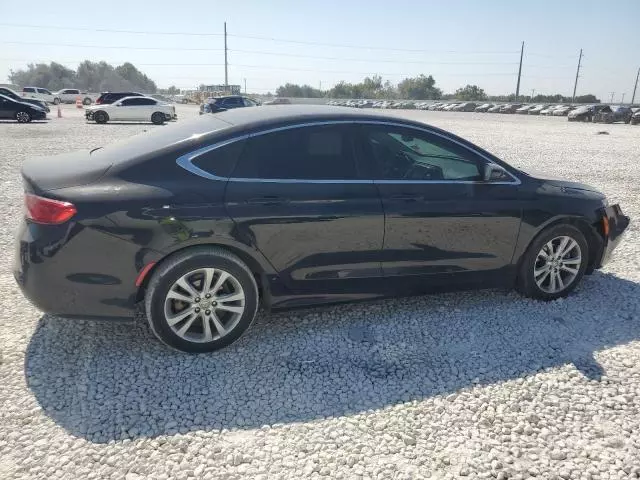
[25,272,640,443]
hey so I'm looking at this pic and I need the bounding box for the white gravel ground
[1,105,639,479]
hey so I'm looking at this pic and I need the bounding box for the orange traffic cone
[57,105,62,118]
[76,96,83,109]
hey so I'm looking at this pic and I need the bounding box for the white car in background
[53,89,97,105]
[85,96,177,125]
[22,87,56,104]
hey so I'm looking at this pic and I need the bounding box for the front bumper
[85,111,94,120]
[596,204,630,268]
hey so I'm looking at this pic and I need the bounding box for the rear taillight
[25,193,77,224]
[95,99,102,104]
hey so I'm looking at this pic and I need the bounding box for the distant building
[200,84,241,96]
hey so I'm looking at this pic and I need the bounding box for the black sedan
[0,94,47,123]
[15,106,629,353]
[0,87,50,112]
[200,95,259,114]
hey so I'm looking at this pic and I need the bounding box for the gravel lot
[1,105,639,480]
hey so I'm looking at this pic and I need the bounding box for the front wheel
[145,247,259,353]
[516,224,589,300]
[151,112,165,125]
[93,111,108,124]
[15,111,32,123]
[83,97,92,105]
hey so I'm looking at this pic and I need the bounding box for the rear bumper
[596,204,630,268]
[13,219,150,318]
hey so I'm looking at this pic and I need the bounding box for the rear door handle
[246,196,289,206]
[389,193,423,202]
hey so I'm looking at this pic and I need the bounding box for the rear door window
[232,125,359,180]
[23,87,35,93]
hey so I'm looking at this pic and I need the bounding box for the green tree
[454,84,487,101]
[275,83,323,98]
[10,60,158,92]
[397,74,442,100]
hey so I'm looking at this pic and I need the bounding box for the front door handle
[389,193,423,202]
[246,196,289,206]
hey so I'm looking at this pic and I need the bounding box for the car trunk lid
[21,150,112,193]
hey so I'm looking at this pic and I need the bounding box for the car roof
[210,104,415,128]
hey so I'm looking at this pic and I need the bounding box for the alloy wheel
[533,236,582,294]
[16,112,30,123]
[163,268,245,343]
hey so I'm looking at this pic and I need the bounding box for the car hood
[523,170,604,197]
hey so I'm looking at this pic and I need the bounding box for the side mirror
[483,164,510,182]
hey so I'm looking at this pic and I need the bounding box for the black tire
[145,247,259,353]
[53,97,61,105]
[516,224,589,301]
[151,112,165,125]
[94,111,108,124]
[15,111,32,123]
[83,97,92,105]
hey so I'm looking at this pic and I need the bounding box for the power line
[0,40,224,51]
[230,49,518,65]
[0,22,518,55]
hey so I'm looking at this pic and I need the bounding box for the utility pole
[224,22,228,87]
[244,78,246,94]
[609,92,615,103]
[319,80,322,91]
[621,93,625,104]
[632,67,639,104]
[571,49,582,104]
[531,89,535,101]
[515,41,524,102]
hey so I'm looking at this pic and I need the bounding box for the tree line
[8,61,157,93]
[275,77,600,103]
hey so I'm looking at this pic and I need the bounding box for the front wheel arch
[514,217,603,278]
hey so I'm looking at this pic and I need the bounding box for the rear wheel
[15,111,32,123]
[151,112,165,125]
[145,247,259,353]
[94,111,108,124]
[516,224,588,300]
[83,97,92,105]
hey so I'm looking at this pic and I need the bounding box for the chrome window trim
[175,120,522,186]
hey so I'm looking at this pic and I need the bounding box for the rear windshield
[90,115,231,165]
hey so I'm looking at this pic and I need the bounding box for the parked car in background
[85,96,176,124]
[264,98,292,105]
[53,89,97,105]
[0,93,47,122]
[552,105,576,116]
[0,87,49,112]
[474,103,493,112]
[22,87,56,104]
[528,105,548,115]
[567,105,608,122]
[631,109,640,125]
[15,105,630,353]
[487,104,502,113]
[593,106,633,124]
[515,105,533,114]
[443,103,460,111]
[200,96,259,115]
[95,92,144,105]
[453,102,477,112]
[500,104,522,114]
[540,105,560,115]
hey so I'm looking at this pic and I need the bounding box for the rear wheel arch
[136,242,271,304]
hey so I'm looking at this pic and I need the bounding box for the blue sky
[2,0,639,101]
